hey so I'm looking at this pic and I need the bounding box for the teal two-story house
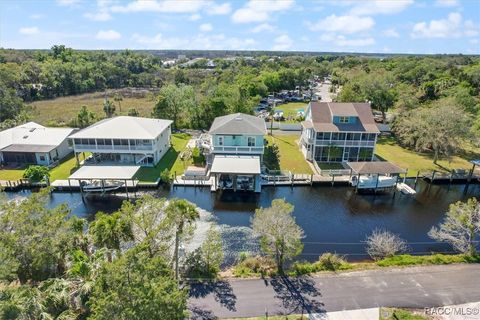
[207,113,267,193]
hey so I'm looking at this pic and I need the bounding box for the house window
[247,137,255,147]
[39,155,45,161]
[339,116,349,123]
[218,136,224,146]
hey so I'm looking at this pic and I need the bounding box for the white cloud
[349,0,413,16]
[307,14,374,34]
[111,0,208,13]
[132,32,257,50]
[96,29,121,40]
[383,28,400,38]
[272,34,293,51]
[250,23,276,33]
[19,27,39,35]
[56,0,80,6]
[411,12,478,38]
[232,0,294,23]
[435,0,459,7]
[208,2,231,15]
[199,23,213,32]
[189,13,201,21]
[470,39,479,44]
[84,11,112,21]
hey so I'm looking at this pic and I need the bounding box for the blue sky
[1,0,479,54]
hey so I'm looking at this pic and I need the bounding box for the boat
[396,182,417,195]
[81,180,125,193]
[350,175,397,189]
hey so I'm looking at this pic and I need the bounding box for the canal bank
[6,179,480,264]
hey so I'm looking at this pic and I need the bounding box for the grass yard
[375,136,477,177]
[27,90,156,126]
[274,102,308,121]
[0,169,25,181]
[135,133,191,182]
[266,135,313,174]
[380,308,430,320]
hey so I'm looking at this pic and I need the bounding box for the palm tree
[89,211,133,261]
[103,98,116,118]
[166,198,199,279]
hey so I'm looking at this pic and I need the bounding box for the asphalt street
[188,264,480,319]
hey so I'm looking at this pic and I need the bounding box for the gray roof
[1,144,57,153]
[209,113,267,135]
[69,165,140,180]
[210,155,261,174]
[70,116,172,140]
[347,161,406,175]
[306,102,380,133]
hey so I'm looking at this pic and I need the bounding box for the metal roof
[69,116,172,140]
[347,161,406,175]
[69,165,140,180]
[0,122,75,150]
[209,113,267,135]
[210,155,261,174]
[1,144,56,153]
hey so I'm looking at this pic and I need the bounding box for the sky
[0,0,479,54]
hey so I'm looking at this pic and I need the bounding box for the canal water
[7,180,480,263]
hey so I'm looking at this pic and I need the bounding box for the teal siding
[332,116,358,124]
[213,134,264,147]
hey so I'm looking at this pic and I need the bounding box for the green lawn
[375,136,477,176]
[0,169,25,181]
[266,135,313,174]
[274,102,308,121]
[134,133,191,182]
[380,308,429,320]
[49,154,83,182]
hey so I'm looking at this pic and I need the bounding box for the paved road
[188,264,480,319]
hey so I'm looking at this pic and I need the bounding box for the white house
[0,122,76,166]
[69,116,173,167]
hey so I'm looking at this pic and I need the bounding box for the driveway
[188,264,480,319]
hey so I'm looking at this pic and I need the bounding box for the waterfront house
[300,102,380,163]
[0,122,75,167]
[69,116,172,167]
[206,113,266,192]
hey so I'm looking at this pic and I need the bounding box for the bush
[318,253,347,271]
[192,147,205,166]
[233,256,276,277]
[366,229,408,260]
[263,143,280,170]
[160,168,172,185]
[23,165,50,182]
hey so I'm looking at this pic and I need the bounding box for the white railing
[73,144,153,152]
[212,146,264,153]
[315,140,375,147]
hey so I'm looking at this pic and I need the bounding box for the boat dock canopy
[69,165,140,180]
[347,161,406,175]
[210,155,261,174]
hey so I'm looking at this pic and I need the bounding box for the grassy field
[274,102,308,121]
[266,135,313,174]
[0,169,25,181]
[380,308,429,320]
[135,133,191,182]
[27,90,156,126]
[375,136,477,176]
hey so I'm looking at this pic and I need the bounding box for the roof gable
[209,113,267,135]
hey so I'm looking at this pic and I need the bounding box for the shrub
[377,253,480,267]
[263,143,280,170]
[366,229,408,260]
[318,253,347,271]
[160,168,172,185]
[233,256,276,277]
[23,165,50,182]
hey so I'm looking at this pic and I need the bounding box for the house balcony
[315,140,375,147]
[73,144,153,153]
[211,146,264,154]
